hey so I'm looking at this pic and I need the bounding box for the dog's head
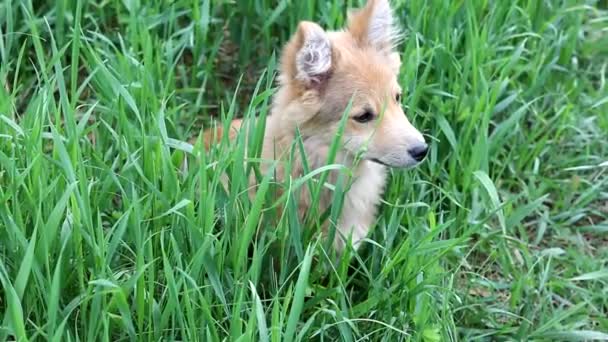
[276,0,428,168]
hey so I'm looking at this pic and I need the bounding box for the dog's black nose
[409,144,428,162]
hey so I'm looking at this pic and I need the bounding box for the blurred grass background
[0,0,607,340]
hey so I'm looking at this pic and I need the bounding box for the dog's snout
[409,144,428,162]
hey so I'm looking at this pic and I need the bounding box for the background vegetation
[0,0,607,340]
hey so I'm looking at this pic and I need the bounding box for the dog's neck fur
[334,157,387,250]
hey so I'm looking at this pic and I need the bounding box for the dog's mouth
[368,157,421,169]
[369,158,391,167]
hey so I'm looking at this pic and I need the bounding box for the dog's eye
[395,93,402,102]
[353,111,375,123]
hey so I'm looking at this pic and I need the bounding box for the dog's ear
[281,21,332,89]
[347,0,400,54]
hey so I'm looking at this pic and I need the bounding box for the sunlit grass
[0,0,607,340]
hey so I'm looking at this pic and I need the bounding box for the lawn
[0,0,607,341]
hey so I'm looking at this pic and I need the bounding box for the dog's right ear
[281,21,332,89]
[347,0,400,54]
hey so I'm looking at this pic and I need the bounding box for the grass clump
[0,0,607,340]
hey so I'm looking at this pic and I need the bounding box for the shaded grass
[0,0,607,340]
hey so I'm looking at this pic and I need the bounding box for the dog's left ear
[281,21,333,90]
[347,0,401,54]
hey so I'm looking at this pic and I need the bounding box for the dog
[198,0,428,252]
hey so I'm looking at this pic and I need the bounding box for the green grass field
[1,0,607,340]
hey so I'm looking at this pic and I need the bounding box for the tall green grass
[1,0,607,340]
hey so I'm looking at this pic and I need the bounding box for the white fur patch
[337,160,387,250]
[296,28,332,84]
[368,0,401,52]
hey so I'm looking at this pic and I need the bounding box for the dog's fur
[199,0,427,252]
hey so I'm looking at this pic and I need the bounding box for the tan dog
[200,0,427,252]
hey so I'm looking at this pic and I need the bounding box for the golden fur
[198,0,427,251]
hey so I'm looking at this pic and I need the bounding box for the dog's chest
[338,161,387,247]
